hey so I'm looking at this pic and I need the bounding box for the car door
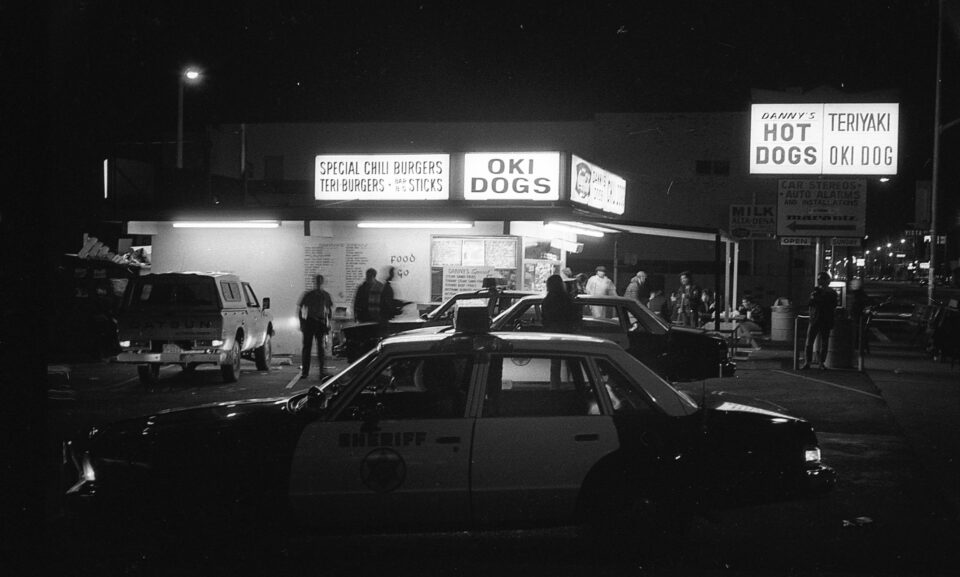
[470,353,619,525]
[288,353,477,531]
[241,282,267,348]
[624,305,671,373]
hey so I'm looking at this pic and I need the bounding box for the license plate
[163,343,182,353]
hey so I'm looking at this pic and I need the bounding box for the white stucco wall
[150,220,513,354]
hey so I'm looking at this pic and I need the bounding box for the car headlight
[804,446,821,464]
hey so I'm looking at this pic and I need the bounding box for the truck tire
[138,364,160,385]
[254,333,272,371]
[221,340,242,383]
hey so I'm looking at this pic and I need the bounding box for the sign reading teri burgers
[315,154,450,200]
[750,103,899,175]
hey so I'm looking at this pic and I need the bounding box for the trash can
[770,305,796,342]
[825,315,854,369]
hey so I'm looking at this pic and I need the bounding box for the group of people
[296,266,403,379]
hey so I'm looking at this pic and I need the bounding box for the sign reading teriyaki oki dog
[750,103,898,175]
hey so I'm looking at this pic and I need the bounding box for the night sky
[33,0,960,241]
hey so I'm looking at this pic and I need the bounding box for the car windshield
[289,348,378,414]
[125,278,220,309]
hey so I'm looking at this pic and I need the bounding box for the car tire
[137,363,160,385]
[254,333,272,371]
[221,339,242,383]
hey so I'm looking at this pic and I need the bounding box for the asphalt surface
[40,323,960,576]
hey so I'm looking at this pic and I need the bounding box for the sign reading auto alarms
[315,154,450,200]
[750,103,898,175]
[463,152,561,201]
[570,155,626,215]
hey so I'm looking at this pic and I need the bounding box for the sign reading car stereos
[315,154,450,200]
[463,152,561,201]
[570,155,626,215]
[750,103,899,175]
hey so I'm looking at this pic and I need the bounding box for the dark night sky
[37,0,960,239]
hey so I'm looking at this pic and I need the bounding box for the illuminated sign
[777,179,866,237]
[570,155,626,215]
[463,152,560,201]
[750,103,899,175]
[780,237,813,246]
[314,154,450,200]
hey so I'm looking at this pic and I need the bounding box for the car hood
[703,391,803,423]
[79,397,308,474]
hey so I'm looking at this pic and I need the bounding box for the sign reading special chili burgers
[315,154,450,200]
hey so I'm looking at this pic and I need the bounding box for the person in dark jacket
[353,267,383,323]
[542,274,581,333]
[542,274,583,387]
[801,272,839,370]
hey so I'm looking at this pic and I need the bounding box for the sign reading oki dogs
[750,103,898,175]
[463,152,561,201]
[315,154,450,200]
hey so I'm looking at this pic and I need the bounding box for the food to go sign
[750,103,898,175]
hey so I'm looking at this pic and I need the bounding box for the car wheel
[137,364,160,385]
[221,339,242,383]
[254,333,272,371]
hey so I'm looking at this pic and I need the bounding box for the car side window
[221,281,242,302]
[625,309,649,334]
[339,355,473,420]
[482,355,601,417]
[241,282,260,307]
[513,304,543,330]
[581,305,623,334]
[595,359,659,416]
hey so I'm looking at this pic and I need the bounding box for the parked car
[403,294,735,381]
[63,327,834,544]
[335,286,535,361]
[114,272,274,384]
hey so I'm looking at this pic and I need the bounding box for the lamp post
[177,67,202,169]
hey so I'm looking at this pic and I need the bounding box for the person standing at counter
[298,274,333,379]
[585,265,616,318]
[353,267,383,323]
[623,269,651,306]
[379,265,399,322]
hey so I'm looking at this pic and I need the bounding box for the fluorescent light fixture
[544,222,604,238]
[173,220,279,229]
[103,159,109,199]
[357,221,474,229]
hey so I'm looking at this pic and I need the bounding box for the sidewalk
[734,332,960,517]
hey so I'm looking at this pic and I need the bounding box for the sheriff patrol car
[64,317,834,539]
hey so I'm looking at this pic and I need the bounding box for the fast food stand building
[114,118,756,355]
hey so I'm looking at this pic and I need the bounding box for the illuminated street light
[177,66,203,169]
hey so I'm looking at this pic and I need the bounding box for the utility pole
[928,0,943,304]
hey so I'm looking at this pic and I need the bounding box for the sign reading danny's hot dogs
[750,103,898,175]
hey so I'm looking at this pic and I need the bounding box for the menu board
[430,236,521,302]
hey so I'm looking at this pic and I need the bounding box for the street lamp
[177,66,203,169]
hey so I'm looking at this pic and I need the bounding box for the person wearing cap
[585,265,616,318]
[801,272,839,370]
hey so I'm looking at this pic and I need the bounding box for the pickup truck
[115,272,274,384]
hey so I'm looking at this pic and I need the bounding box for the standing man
[379,265,399,323]
[585,265,616,318]
[801,272,839,370]
[353,267,383,323]
[672,271,704,327]
[623,269,651,306]
[298,274,333,379]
